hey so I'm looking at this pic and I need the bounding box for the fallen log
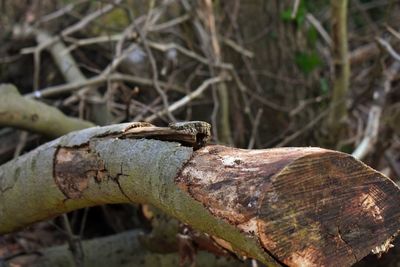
[0,122,399,266]
[0,84,94,137]
[4,230,243,267]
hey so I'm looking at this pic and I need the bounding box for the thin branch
[247,108,263,149]
[148,13,191,32]
[306,13,333,47]
[291,0,301,19]
[62,214,84,267]
[386,25,400,41]
[61,0,122,38]
[35,29,86,83]
[36,0,90,25]
[29,73,184,98]
[144,76,228,122]
[19,0,122,56]
[137,32,176,122]
[352,62,400,160]
[277,107,330,147]
[376,37,400,62]
[222,37,254,58]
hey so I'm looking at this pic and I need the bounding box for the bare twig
[276,108,330,147]
[101,30,234,77]
[61,0,122,38]
[62,214,84,267]
[376,37,400,62]
[13,131,29,159]
[19,0,122,56]
[137,32,176,122]
[144,75,228,122]
[25,73,183,98]
[306,13,333,47]
[64,34,124,54]
[36,0,90,25]
[291,0,301,19]
[147,41,231,69]
[14,0,123,103]
[247,109,263,149]
[33,48,41,91]
[148,13,191,32]
[35,29,86,83]
[352,62,400,160]
[290,95,326,117]
[198,0,233,144]
[385,151,400,182]
[386,25,400,41]
[132,97,162,122]
[222,37,254,58]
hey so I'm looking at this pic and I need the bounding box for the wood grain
[176,145,400,266]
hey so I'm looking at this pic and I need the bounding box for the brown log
[1,123,400,266]
[177,145,400,266]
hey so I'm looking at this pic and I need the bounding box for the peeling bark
[1,123,400,266]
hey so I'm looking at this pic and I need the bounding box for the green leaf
[339,144,353,154]
[307,27,318,47]
[295,51,321,74]
[280,9,293,22]
[295,4,306,25]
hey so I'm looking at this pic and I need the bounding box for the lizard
[117,121,211,150]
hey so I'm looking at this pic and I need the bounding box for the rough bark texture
[1,123,400,266]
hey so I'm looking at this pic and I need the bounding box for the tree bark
[1,123,400,266]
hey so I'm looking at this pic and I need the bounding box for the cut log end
[176,145,400,266]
